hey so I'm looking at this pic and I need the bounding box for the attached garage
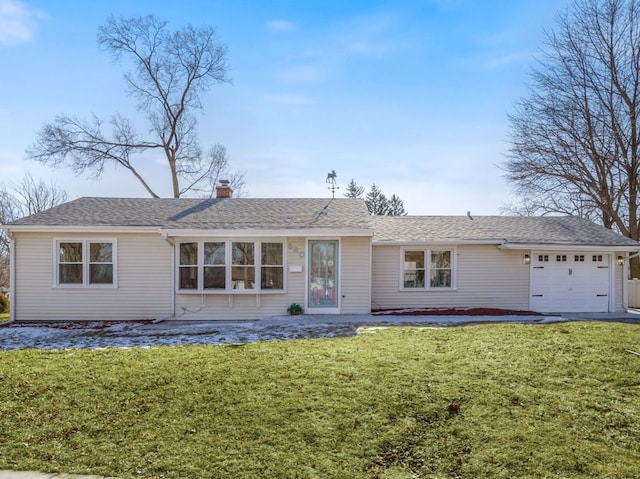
[372,215,640,314]
[530,251,611,313]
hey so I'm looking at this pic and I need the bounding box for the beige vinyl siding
[340,237,372,314]
[175,237,307,320]
[175,236,372,320]
[14,232,172,322]
[372,244,530,311]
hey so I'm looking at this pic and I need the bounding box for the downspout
[622,253,628,312]
[6,231,16,325]
[154,233,176,323]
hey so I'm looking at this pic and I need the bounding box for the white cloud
[266,19,295,33]
[0,0,45,45]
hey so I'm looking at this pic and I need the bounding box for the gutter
[6,231,15,325]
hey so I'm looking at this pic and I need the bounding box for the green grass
[0,313,9,322]
[1,322,640,478]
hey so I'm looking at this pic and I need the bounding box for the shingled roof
[6,197,372,231]
[6,198,638,248]
[372,215,640,247]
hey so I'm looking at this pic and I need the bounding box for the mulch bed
[372,307,542,316]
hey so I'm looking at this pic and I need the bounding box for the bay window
[402,248,454,290]
[261,242,284,289]
[178,240,284,293]
[204,242,226,289]
[56,239,116,287]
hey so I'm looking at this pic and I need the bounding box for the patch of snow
[0,312,636,351]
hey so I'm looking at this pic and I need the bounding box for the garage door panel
[530,251,610,313]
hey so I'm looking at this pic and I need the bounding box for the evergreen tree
[343,179,365,199]
[365,184,389,215]
[387,194,407,216]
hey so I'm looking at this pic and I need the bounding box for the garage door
[530,252,610,313]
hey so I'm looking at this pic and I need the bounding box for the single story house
[2,184,639,322]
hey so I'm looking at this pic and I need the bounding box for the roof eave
[2,225,161,234]
[161,228,374,238]
[372,239,505,246]
[498,243,640,252]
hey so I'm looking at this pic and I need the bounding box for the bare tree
[0,174,69,292]
[27,15,244,198]
[504,0,640,275]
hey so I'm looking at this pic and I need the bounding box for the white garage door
[530,252,610,313]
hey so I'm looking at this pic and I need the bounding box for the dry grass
[0,322,639,478]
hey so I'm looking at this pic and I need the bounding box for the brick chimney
[215,179,233,198]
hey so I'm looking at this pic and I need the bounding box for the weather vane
[326,170,339,198]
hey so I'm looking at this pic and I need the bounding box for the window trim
[53,238,118,288]
[176,239,287,294]
[400,246,456,291]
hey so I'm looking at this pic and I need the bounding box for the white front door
[307,240,339,313]
[530,252,610,312]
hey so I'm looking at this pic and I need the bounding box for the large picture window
[56,239,116,287]
[261,242,284,290]
[402,248,454,290]
[178,240,284,293]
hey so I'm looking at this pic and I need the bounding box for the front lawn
[1,322,639,478]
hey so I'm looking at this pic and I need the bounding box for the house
[2,184,639,322]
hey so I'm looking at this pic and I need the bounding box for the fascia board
[498,243,640,252]
[3,225,161,234]
[372,239,504,246]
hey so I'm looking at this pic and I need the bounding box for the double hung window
[402,248,454,289]
[178,240,284,293]
[56,240,116,286]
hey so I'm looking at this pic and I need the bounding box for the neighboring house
[1,183,639,322]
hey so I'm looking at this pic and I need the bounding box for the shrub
[286,303,304,315]
[0,293,8,314]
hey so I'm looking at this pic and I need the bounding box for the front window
[430,250,451,288]
[232,242,255,290]
[56,239,116,287]
[402,248,454,290]
[261,242,284,289]
[59,242,83,284]
[177,240,284,293]
[89,242,114,284]
[179,242,198,289]
[204,242,226,289]
[403,251,425,288]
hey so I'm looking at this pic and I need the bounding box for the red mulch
[372,307,541,316]
[0,320,153,329]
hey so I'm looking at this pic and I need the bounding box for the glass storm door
[308,240,339,310]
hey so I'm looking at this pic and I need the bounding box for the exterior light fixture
[523,254,531,264]
[617,255,624,266]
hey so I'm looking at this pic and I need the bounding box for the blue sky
[0,0,568,215]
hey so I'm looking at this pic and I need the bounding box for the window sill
[54,284,117,289]
[177,289,287,295]
[400,287,456,292]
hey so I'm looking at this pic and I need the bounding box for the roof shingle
[6,197,372,230]
[372,215,640,247]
